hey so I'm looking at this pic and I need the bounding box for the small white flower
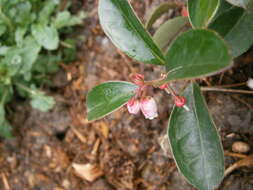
[247,78,253,90]
[127,99,140,115]
[140,96,158,120]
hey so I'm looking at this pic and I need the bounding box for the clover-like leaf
[188,0,220,28]
[98,0,165,65]
[32,24,59,50]
[53,11,86,29]
[87,81,137,121]
[165,29,232,81]
[168,82,224,190]
[30,88,55,112]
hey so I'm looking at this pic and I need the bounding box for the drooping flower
[174,96,186,107]
[140,96,158,120]
[127,98,140,114]
[181,7,189,17]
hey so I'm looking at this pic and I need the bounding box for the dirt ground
[0,0,253,190]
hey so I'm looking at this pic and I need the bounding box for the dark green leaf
[165,29,232,81]
[210,5,253,57]
[98,0,165,65]
[87,81,137,121]
[153,16,189,51]
[168,83,224,190]
[32,24,59,50]
[188,0,220,28]
[145,2,179,30]
[209,7,244,36]
[226,0,251,8]
[213,0,233,19]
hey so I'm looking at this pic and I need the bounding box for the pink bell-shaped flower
[127,98,140,115]
[140,96,158,120]
[181,7,189,17]
[174,96,186,107]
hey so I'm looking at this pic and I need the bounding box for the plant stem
[164,86,177,98]
[201,87,253,95]
[15,82,36,95]
[1,88,8,104]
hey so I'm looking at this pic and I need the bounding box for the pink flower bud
[181,7,189,17]
[130,73,144,86]
[140,96,158,120]
[127,98,140,115]
[174,96,186,107]
[159,83,169,89]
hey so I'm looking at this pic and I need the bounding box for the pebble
[232,141,250,153]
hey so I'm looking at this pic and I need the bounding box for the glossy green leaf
[209,7,244,36]
[226,0,251,8]
[214,0,233,19]
[210,5,253,57]
[168,83,224,190]
[153,16,189,51]
[32,24,59,50]
[98,0,165,65]
[165,29,232,81]
[145,2,179,30]
[188,0,220,28]
[87,81,137,121]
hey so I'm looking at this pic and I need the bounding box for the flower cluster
[126,73,188,120]
[127,74,158,120]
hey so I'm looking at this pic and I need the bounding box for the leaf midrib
[192,85,210,190]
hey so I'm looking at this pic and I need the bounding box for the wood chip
[1,173,10,190]
[72,163,103,182]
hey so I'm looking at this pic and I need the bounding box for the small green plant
[0,0,86,137]
[86,0,253,190]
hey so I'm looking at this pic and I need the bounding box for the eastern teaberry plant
[86,0,253,190]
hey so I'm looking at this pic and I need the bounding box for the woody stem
[165,86,178,98]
